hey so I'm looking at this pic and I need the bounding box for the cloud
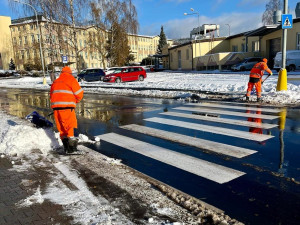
[139,11,264,39]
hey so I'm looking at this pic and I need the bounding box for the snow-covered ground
[1,70,300,104]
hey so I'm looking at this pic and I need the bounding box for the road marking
[144,117,274,142]
[98,133,246,184]
[174,107,278,120]
[186,103,281,113]
[160,111,277,129]
[121,124,257,158]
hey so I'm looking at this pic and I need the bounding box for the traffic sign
[62,55,68,63]
[282,14,293,29]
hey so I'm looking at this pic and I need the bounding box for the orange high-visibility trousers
[53,109,77,139]
[246,80,262,98]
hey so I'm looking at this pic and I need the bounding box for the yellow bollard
[276,68,287,91]
[43,77,47,85]
[278,108,287,130]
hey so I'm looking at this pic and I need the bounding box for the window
[24,36,27,45]
[37,34,40,41]
[31,35,35,43]
[241,43,245,52]
[19,37,22,45]
[232,45,238,52]
[30,24,34,30]
[252,41,260,52]
[186,49,189,60]
[297,33,300,50]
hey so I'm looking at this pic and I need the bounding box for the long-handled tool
[262,74,271,84]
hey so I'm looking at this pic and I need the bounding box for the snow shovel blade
[26,111,53,128]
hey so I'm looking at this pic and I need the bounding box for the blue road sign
[62,55,68,63]
[282,14,293,29]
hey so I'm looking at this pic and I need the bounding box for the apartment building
[0,15,173,71]
[0,16,13,70]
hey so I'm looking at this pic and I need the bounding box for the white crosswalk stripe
[174,106,278,120]
[98,133,246,184]
[186,103,281,113]
[144,117,274,142]
[160,111,277,129]
[121,124,257,158]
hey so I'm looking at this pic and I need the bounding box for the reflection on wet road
[1,88,300,225]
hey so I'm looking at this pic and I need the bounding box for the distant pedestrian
[245,58,272,102]
[50,66,83,153]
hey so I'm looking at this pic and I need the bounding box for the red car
[103,66,147,83]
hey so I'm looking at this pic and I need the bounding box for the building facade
[168,18,300,71]
[0,16,13,70]
[0,15,173,71]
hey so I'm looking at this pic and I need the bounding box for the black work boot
[245,96,250,102]
[68,137,78,153]
[62,138,70,153]
[257,97,262,102]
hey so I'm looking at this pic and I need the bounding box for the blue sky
[1,0,299,39]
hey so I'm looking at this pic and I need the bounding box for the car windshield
[79,70,86,75]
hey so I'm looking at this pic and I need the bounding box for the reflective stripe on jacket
[50,72,83,109]
[250,62,272,79]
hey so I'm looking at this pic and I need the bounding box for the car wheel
[115,77,121,83]
[289,65,296,72]
[275,69,280,72]
[138,75,144,81]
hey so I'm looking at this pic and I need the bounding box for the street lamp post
[184,8,201,70]
[225,24,230,36]
[14,0,46,85]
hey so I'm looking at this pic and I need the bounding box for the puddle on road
[1,88,300,225]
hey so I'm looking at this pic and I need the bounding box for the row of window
[11,24,37,32]
[232,41,260,52]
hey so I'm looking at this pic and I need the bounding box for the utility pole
[282,0,288,69]
[277,0,289,91]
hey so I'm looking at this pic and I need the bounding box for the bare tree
[91,0,139,67]
[262,0,283,25]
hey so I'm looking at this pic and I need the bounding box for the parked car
[273,50,300,72]
[103,66,147,83]
[77,68,106,82]
[231,57,263,71]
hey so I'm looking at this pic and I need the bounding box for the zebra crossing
[97,102,280,184]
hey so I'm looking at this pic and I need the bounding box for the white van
[273,50,300,72]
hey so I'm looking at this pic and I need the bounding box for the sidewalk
[0,157,72,225]
[0,146,244,225]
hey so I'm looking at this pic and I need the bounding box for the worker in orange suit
[246,58,272,102]
[247,109,263,135]
[50,66,84,153]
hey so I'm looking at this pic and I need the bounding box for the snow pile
[0,115,59,156]
[0,112,59,156]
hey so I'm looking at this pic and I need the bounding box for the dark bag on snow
[25,111,53,128]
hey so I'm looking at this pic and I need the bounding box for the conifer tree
[9,58,16,70]
[157,26,167,55]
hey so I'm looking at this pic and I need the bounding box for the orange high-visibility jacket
[250,62,272,79]
[50,68,83,109]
